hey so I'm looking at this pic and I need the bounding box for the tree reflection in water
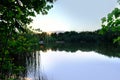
[24,51,48,80]
[40,43,120,58]
[6,51,48,80]
[9,43,120,80]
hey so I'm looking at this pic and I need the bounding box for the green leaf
[113,36,120,43]
[0,58,2,61]
[101,17,106,24]
[5,50,9,55]
[107,13,113,22]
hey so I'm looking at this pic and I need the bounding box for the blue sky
[30,0,118,32]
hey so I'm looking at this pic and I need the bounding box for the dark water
[23,43,120,80]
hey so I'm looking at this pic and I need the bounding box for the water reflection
[40,50,120,80]
[25,52,48,80]
[40,43,120,58]
[23,43,120,80]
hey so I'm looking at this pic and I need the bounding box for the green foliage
[0,0,55,33]
[0,0,55,79]
[101,8,120,30]
[8,33,39,53]
[113,36,120,43]
[100,8,120,43]
[0,33,39,79]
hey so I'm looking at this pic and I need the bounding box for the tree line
[37,29,120,44]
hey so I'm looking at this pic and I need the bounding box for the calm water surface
[25,49,120,80]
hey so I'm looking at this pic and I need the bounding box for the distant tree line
[37,29,120,44]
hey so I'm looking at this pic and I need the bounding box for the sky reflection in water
[39,50,120,80]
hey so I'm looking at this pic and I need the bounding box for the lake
[24,43,120,80]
